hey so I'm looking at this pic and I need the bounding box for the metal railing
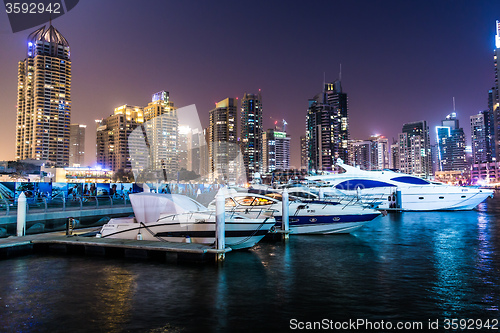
[0,194,131,216]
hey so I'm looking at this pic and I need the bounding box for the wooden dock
[0,228,232,264]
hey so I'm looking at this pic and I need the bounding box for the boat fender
[185,235,191,243]
[137,232,143,241]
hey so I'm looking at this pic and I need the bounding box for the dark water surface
[1,197,500,332]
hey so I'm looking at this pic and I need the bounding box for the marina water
[1,196,499,332]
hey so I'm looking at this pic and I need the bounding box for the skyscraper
[209,98,238,183]
[398,121,431,178]
[471,110,495,164]
[492,21,500,159]
[348,135,389,170]
[16,24,71,166]
[240,92,263,179]
[300,135,307,170]
[96,105,143,171]
[306,80,349,172]
[263,128,291,173]
[142,91,178,176]
[390,140,400,170]
[436,113,466,171]
[69,124,86,166]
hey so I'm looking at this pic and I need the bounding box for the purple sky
[1,0,500,168]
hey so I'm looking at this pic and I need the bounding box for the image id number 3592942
[5,2,61,14]
[443,319,498,330]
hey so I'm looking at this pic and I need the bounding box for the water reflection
[0,197,499,331]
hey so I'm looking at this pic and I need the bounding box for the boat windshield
[233,196,276,206]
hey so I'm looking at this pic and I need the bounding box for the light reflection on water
[0,197,499,332]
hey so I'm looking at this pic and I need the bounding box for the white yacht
[307,161,494,211]
[99,192,276,250]
[209,189,381,234]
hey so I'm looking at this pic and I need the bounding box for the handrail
[156,207,276,222]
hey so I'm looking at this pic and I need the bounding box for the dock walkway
[0,228,232,263]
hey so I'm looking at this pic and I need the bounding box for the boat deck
[0,228,232,264]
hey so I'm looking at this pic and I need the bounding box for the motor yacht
[307,160,494,211]
[209,188,381,234]
[98,192,276,250]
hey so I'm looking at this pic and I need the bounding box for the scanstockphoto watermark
[289,318,425,331]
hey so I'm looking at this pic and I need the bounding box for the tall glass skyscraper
[398,121,431,178]
[240,92,263,179]
[16,25,71,166]
[436,113,466,171]
[306,80,349,172]
[493,21,500,160]
[209,98,239,183]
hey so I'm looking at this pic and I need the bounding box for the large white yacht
[99,192,276,250]
[209,189,381,234]
[307,161,494,211]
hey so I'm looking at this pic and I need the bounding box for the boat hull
[307,163,494,211]
[320,186,494,211]
[100,217,276,250]
[274,213,380,234]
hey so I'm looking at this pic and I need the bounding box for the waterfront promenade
[0,196,134,234]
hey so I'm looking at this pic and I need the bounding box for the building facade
[69,124,86,166]
[209,98,239,183]
[96,105,143,171]
[300,135,307,170]
[492,21,500,161]
[16,25,71,166]
[240,92,263,179]
[142,91,178,176]
[306,80,349,172]
[397,121,431,178]
[471,110,495,164]
[347,135,388,170]
[390,140,400,170]
[436,113,466,172]
[263,128,291,173]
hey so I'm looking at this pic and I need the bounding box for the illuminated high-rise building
[209,98,238,182]
[143,91,178,176]
[398,121,431,178]
[471,110,495,164]
[240,92,263,179]
[390,140,400,170]
[16,24,71,166]
[263,128,290,173]
[96,105,143,171]
[491,21,500,160]
[69,124,86,166]
[347,135,388,171]
[300,135,307,170]
[436,113,466,171]
[306,80,349,172]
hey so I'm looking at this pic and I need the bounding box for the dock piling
[17,192,26,237]
[215,188,226,262]
[282,188,289,240]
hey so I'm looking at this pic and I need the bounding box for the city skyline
[1,1,500,168]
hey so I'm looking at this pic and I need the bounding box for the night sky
[1,0,500,168]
